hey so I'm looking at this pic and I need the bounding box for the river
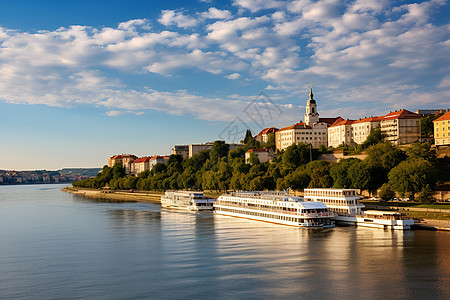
[0,184,449,299]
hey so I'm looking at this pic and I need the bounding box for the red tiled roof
[381,109,420,120]
[352,116,382,124]
[110,154,137,159]
[329,119,355,128]
[320,117,343,126]
[433,111,450,122]
[133,157,151,163]
[278,122,311,131]
[246,148,271,153]
[255,127,279,137]
[150,155,167,160]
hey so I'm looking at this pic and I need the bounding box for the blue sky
[0,0,449,170]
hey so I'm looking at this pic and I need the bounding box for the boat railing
[215,202,332,218]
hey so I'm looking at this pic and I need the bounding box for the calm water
[0,184,449,299]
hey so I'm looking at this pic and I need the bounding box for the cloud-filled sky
[0,0,449,170]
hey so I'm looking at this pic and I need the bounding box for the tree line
[73,135,448,202]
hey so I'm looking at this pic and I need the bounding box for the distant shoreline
[62,186,163,203]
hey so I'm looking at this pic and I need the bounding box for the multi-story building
[108,154,138,175]
[276,122,327,150]
[171,145,189,160]
[131,157,151,175]
[351,116,382,145]
[254,127,278,144]
[245,148,275,164]
[433,111,450,146]
[327,119,355,148]
[149,155,169,169]
[379,109,421,145]
[172,143,244,159]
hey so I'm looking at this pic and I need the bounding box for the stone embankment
[62,186,162,203]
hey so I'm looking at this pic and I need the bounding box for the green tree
[264,133,276,151]
[405,142,436,163]
[282,144,309,170]
[365,142,406,170]
[329,158,360,188]
[248,152,260,165]
[243,129,253,144]
[417,184,435,204]
[378,183,395,202]
[152,163,167,175]
[347,161,374,190]
[388,159,438,199]
[420,113,443,139]
[308,164,333,188]
[210,140,229,162]
[112,163,125,180]
[362,127,385,147]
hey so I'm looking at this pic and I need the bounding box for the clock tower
[305,86,319,126]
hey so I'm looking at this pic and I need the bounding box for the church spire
[309,84,314,100]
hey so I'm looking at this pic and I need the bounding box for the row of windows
[305,190,357,197]
[216,207,332,225]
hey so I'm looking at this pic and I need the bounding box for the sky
[0,0,449,170]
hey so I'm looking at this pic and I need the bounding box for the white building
[245,148,275,164]
[327,119,355,148]
[351,117,382,145]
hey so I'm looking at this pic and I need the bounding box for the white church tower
[304,86,319,126]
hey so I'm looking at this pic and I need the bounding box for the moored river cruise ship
[214,191,335,228]
[304,188,365,225]
[304,188,414,230]
[161,191,215,211]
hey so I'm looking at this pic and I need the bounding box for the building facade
[379,110,420,145]
[171,145,189,160]
[434,111,450,146]
[254,127,278,144]
[327,119,355,148]
[108,154,138,175]
[245,148,275,164]
[351,117,381,145]
[131,157,151,175]
[172,143,244,159]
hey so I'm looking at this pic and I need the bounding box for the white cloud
[227,73,241,79]
[105,110,145,117]
[201,7,232,19]
[0,0,448,125]
[159,10,198,28]
[438,76,450,88]
[233,0,286,12]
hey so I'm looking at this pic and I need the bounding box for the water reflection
[1,185,448,299]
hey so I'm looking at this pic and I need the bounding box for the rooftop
[433,111,450,122]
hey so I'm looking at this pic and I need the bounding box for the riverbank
[62,186,163,203]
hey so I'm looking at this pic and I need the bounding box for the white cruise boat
[161,191,215,211]
[304,188,365,225]
[214,191,335,228]
[355,210,414,230]
[304,188,414,230]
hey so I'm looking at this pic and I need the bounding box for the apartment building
[433,111,450,146]
[379,110,420,145]
[254,127,278,144]
[108,154,138,175]
[351,117,382,145]
[327,119,355,148]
